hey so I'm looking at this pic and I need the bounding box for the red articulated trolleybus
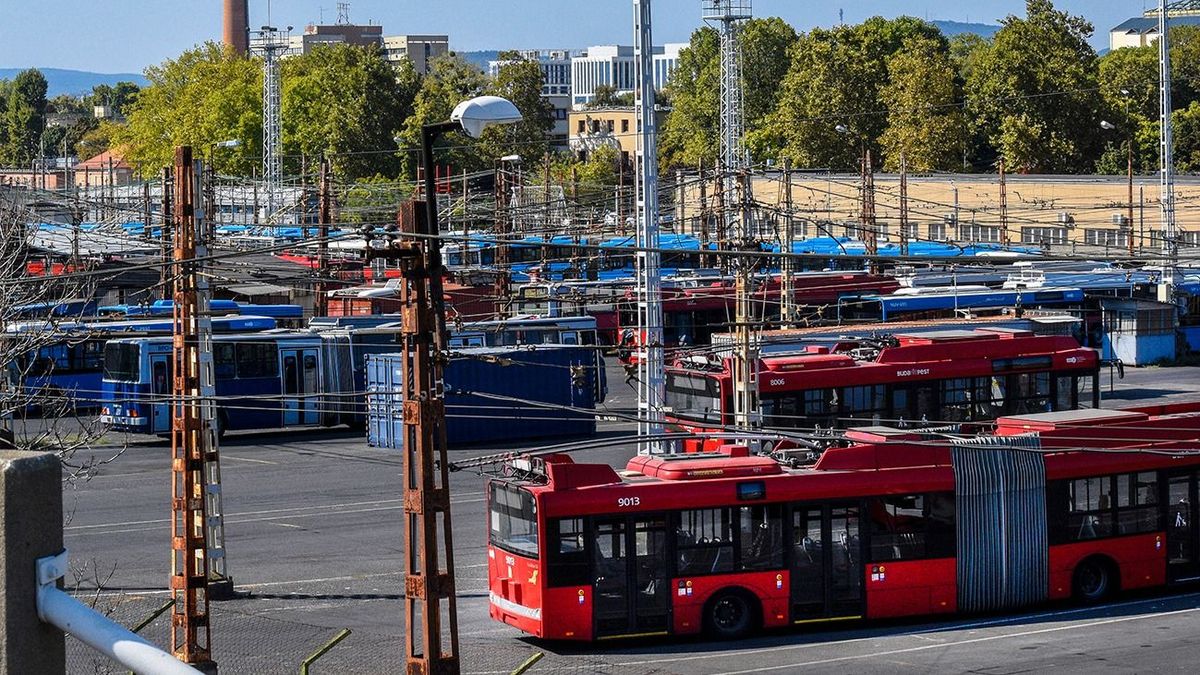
[487,403,1200,641]
[665,328,1101,444]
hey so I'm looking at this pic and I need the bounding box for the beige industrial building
[677,172,1200,253]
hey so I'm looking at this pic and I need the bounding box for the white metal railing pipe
[36,550,202,675]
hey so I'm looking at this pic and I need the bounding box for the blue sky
[1,1,1143,73]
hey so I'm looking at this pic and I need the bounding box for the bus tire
[215,410,228,441]
[1072,556,1118,603]
[705,588,759,640]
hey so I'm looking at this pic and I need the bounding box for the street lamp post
[1101,120,1134,256]
[420,96,523,343]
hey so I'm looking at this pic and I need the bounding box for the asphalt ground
[40,360,1200,674]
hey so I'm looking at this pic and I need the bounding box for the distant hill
[456,50,500,73]
[931,20,1000,39]
[0,68,148,97]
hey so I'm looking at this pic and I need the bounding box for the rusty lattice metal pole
[368,199,460,675]
[315,157,331,318]
[169,146,216,672]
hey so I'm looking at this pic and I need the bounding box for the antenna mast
[634,0,666,454]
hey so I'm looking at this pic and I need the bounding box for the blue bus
[99,300,305,327]
[837,287,1086,323]
[101,321,608,436]
[101,332,356,436]
[8,315,278,411]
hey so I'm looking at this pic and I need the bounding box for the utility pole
[634,0,667,454]
[160,167,172,296]
[860,148,877,264]
[169,147,217,672]
[365,200,461,675]
[779,158,795,328]
[899,153,910,257]
[315,158,331,318]
[731,169,760,431]
[1158,0,1177,298]
[493,160,511,319]
[1127,133,1135,258]
[252,26,289,232]
[698,160,711,268]
[999,157,1010,248]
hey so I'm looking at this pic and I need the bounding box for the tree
[397,54,490,179]
[86,81,141,118]
[754,17,944,169]
[879,37,967,171]
[116,43,261,175]
[75,121,120,160]
[660,18,797,169]
[1175,101,1200,172]
[587,84,633,108]
[282,43,419,179]
[965,0,1101,173]
[479,52,555,166]
[3,69,48,166]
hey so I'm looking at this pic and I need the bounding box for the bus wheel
[706,590,757,640]
[215,410,228,441]
[1073,557,1116,603]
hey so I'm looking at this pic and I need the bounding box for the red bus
[665,328,1101,440]
[616,272,900,356]
[486,403,1200,641]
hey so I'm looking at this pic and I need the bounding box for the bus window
[283,356,298,395]
[1054,375,1076,411]
[103,343,141,382]
[738,505,782,571]
[214,344,236,379]
[561,331,579,345]
[677,508,734,575]
[488,483,538,557]
[237,343,279,379]
[547,518,589,587]
[869,495,928,561]
[665,373,721,424]
[1116,472,1159,535]
[1068,477,1113,540]
[1013,372,1051,414]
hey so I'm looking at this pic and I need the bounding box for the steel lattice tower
[1158,0,1178,295]
[634,0,666,454]
[253,27,289,227]
[703,1,760,433]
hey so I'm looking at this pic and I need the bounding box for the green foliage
[75,120,120,160]
[965,0,1101,173]
[755,17,942,169]
[116,43,262,175]
[397,53,490,179]
[660,27,719,168]
[479,52,555,166]
[553,145,621,201]
[2,69,48,165]
[339,174,413,224]
[587,84,633,108]
[661,18,796,169]
[87,81,141,118]
[1175,101,1200,172]
[879,37,966,171]
[282,43,419,179]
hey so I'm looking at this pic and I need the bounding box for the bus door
[790,504,864,622]
[149,353,172,434]
[280,348,320,426]
[591,515,670,638]
[1167,472,1200,582]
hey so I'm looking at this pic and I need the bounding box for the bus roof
[507,403,1200,516]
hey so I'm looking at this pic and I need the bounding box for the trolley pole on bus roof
[634,0,667,455]
[169,146,218,672]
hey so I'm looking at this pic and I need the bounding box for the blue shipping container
[366,345,602,448]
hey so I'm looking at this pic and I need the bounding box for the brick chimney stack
[223,0,249,55]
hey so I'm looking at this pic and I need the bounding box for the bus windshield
[103,343,141,382]
[665,372,722,423]
[489,482,538,557]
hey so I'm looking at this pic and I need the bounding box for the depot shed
[1098,298,1178,366]
[366,345,603,448]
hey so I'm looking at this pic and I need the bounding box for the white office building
[570,43,685,107]
[1110,1,1200,51]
